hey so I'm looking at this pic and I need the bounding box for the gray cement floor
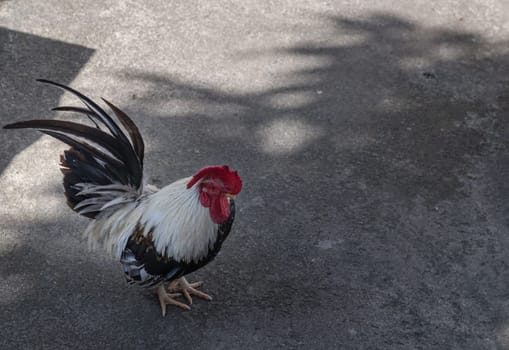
[1,1,509,349]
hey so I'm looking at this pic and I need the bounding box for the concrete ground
[1,1,509,349]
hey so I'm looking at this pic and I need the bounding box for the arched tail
[3,80,145,218]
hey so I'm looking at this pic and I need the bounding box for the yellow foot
[157,285,190,317]
[168,276,212,305]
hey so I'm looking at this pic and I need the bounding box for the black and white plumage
[120,202,235,288]
[3,80,242,316]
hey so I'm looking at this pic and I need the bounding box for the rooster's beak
[225,194,236,200]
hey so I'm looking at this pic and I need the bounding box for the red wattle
[199,191,211,207]
[209,196,230,223]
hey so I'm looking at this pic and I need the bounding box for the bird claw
[157,285,190,317]
[167,277,212,305]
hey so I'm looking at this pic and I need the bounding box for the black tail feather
[60,147,125,218]
[102,98,145,166]
[3,119,140,181]
[52,106,101,129]
[35,79,133,148]
[3,80,145,218]
[44,130,129,184]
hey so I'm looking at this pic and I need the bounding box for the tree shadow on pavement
[117,13,509,349]
[2,13,509,350]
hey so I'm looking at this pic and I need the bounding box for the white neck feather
[86,177,218,263]
[139,177,218,262]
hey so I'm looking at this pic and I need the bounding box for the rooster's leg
[168,276,212,305]
[157,285,190,317]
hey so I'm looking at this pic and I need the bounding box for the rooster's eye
[204,183,222,196]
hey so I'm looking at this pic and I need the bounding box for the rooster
[3,80,242,316]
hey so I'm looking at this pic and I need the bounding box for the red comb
[186,165,242,194]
